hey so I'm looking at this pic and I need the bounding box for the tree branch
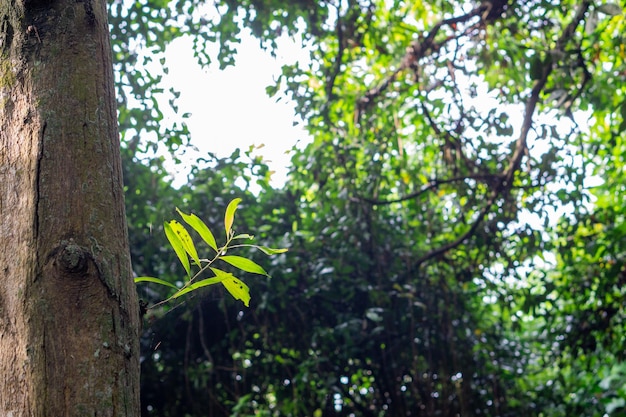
[353,174,502,205]
[411,1,592,269]
[355,6,485,123]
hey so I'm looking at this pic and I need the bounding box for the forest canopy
[116,1,626,416]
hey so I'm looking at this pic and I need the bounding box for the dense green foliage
[115,1,626,416]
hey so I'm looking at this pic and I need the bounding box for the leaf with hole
[211,267,250,307]
[168,220,200,267]
[164,221,191,277]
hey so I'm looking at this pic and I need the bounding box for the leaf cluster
[136,198,286,308]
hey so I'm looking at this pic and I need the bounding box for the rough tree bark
[0,0,140,414]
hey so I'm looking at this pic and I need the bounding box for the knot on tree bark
[57,242,90,274]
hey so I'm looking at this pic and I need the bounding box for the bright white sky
[159,33,311,188]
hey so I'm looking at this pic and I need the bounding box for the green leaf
[223,276,250,307]
[210,267,250,307]
[220,255,268,276]
[164,221,191,277]
[171,275,227,299]
[224,198,242,237]
[256,246,289,255]
[232,233,254,240]
[169,220,201,267]
[529,54,543,80]
[134,276,179,289]
[176,208,218,252]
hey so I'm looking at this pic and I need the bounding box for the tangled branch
[351,0,592,269]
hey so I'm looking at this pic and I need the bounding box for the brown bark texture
[0,0,140,414]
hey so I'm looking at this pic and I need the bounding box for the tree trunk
[0,0,140,414]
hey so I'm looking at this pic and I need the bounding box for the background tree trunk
[0,0,140,414]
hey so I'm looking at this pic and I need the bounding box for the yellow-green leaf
[134,276,179,289]
[232,233,254,240]
[164,221,191,277]
[220,255,268,276]
[224,198,242,237]
[169,220,200,267]
[171,275,227,299]
[257,246,289,255]
[176,208,218,252]
[210,267,250,307]
[223,276,250,307]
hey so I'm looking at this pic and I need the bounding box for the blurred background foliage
[114,0,626,416]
